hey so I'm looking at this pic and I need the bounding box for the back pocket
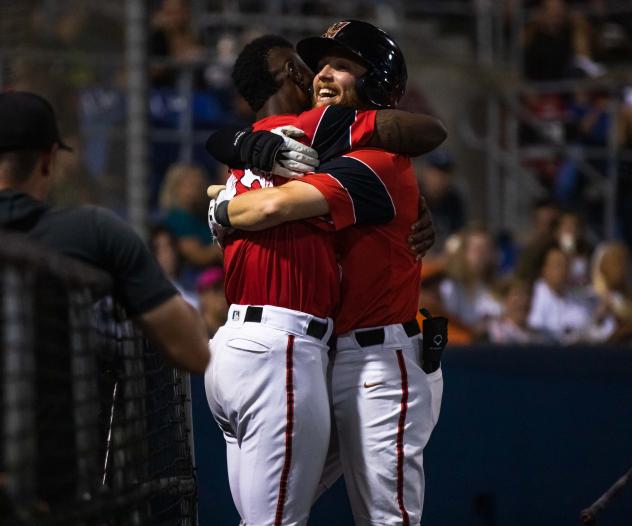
[225,338,271,354]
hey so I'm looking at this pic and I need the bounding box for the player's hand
[270,125,319,178]
[207,185,233,246]
[207,185,226,200]
[409,196,435,261]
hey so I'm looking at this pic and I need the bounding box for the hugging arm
[370,110,447,157]
[210,155,395,232]
[204,108,447,174]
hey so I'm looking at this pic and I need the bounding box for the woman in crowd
[555,210,594,288]
[487,277,553,345]
[528,243,595,344]
[592,241,632,344]
[440,226,502,337]
[159,162,222,288]
[149,224,199,308]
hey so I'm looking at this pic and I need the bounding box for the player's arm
[211,182,328,231]
[138,296,210,374]
[204,108,447,174]
[296,105,447,161]
[370,110,447,156]
[205,125,319,177]
[209,154,395,232]
[94,208,210,373]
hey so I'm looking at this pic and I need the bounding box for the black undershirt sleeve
[205,126,251,168]
[310,106,357,164]
[318,156,395,225]
[206,106,360,170]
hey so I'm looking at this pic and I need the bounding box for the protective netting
[0,230,196,525]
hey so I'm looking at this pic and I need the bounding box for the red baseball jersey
[222,106,377,318]
[297,149,421,333]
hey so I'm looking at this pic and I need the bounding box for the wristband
[215,200,232,228]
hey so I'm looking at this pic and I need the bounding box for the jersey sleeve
[93,207,177,316]
[297,153,395,230]
[295,106,377,164]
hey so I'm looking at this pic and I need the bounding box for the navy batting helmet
[297,20,407,109]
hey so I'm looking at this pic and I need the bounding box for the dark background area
[192,346,632,525]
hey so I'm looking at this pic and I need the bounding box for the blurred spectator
[523,0,600,81]
[419,149,466,252]
[591,241,632,344]
[159,163,222,287]
[584,0,632,66]
[196,266,228,337]
[487,277,553,344]
[149,0,205,89]
[555,90,611,207]
[440,227,502,336]
[528,243,593,343]
[418,261,473,346]
[520,0,603,182]
[204,33,239,90]
[150,223,198,308]
[516,198,561,281]
[555,210,593,287]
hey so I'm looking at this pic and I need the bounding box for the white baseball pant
[318,322,443,525]
[205,304,333,526]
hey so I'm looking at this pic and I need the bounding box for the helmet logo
[323,21,350,39]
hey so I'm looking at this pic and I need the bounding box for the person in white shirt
[488,277,553,344]
[528,244,594,344]
[440,226,502,336]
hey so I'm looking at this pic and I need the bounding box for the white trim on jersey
[321,172,357,225]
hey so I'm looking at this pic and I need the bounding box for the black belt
[244,306,329,339]
[354,320,420,348]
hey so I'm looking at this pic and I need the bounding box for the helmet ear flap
[356,71,392,109]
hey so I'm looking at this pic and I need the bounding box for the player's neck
[257,95,303,119]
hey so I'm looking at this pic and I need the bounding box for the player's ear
[287,60,306,91]
[285,60,297,79]
[40,144,59,178]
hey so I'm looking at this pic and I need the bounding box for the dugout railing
[0,230,197,526]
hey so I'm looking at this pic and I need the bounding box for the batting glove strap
[208,189,233,245]
[214,200,232,228]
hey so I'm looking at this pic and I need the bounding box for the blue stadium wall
[191,346,632,525]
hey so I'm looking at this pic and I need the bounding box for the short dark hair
[0,149,44,183]
[232,35,293,112]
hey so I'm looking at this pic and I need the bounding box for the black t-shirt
[0,190,176,316]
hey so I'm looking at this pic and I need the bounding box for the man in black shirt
[0,91,209,374]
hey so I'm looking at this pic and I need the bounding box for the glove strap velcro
[215,201,232,228]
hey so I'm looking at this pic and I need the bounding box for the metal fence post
[605,91,621,240]
[126,0,149,240]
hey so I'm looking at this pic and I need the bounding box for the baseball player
[204,34,444,526]
[209,21,444,525]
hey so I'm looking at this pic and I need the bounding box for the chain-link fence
[0,230,197,525]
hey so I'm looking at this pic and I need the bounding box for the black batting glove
[205,126,282,171]
[235,129,284,172]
